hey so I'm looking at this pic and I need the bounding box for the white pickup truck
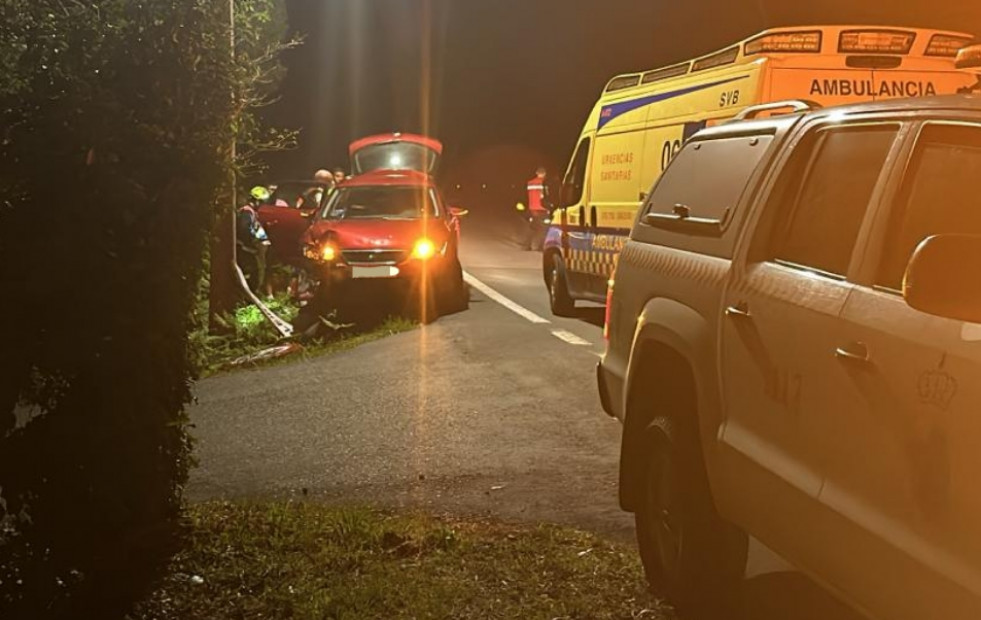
[598,94,981,619]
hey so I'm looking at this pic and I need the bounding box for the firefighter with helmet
[237,186,272,294]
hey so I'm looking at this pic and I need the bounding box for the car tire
[548,256,575,317]
[420,288,439,324]
[291,281,336,336]
[438,259,469,314]
[635,416,747,619]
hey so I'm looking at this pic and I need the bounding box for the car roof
[339,170,435,188]
[803,93,981,120]
[693,94,981,143]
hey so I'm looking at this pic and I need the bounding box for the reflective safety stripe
[566,247,619,278]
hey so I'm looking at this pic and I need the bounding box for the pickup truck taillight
[603,276,615,340]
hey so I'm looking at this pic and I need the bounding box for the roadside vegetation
[132,502,666,620]
[0,1,295,617]
[192,294,419,376]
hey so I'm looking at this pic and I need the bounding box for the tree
[0,1,290,616]
[209,0,299,326]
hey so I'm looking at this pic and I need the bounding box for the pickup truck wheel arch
[619,341,698,513]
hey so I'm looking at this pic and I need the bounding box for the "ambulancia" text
[809,79,938,98]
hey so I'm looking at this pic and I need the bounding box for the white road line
[463,271,551,324]
[550,329,591,346]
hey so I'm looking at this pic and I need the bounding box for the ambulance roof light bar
[839,29,916,55]
[732,100,823,122]
[744,30,823,55]
[956,44,981,71]
[926,34,975,58]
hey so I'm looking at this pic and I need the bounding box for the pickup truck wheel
[636,417,746,618]
[548,257,575,317]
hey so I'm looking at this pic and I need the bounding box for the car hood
[304,217,447,250]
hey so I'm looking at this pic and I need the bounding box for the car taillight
[603,276,615,341]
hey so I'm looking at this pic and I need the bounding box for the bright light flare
[412,238,437,260]
[321,244,337,261]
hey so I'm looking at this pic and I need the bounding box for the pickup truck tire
[636,416,746,618]
[548,256,575,317]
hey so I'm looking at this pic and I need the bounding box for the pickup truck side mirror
[904,234,981,323]
[449,206,469,218]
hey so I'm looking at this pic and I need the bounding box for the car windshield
[322,186,437,220]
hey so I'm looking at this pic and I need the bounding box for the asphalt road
[188,215,862,620]
[189,217,627,537]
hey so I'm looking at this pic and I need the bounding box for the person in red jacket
[523,167,550,250]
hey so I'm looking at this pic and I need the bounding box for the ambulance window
[876,123,981,291]
[645,134,773,224]
[770,125,897,278]
[561,138,591,208]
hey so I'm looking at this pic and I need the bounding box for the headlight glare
[412,238,437,260]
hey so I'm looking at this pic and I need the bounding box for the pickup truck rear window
[643,134,774,229]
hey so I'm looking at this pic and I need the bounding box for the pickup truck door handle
[835,342,870,364]
[725,303,751,319]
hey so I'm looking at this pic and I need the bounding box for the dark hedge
[0,1,239,617]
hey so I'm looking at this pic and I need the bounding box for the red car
[298,134,467,324]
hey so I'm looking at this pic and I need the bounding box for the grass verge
[192,295,418,377]
[131,501,667,620]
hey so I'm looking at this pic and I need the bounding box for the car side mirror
[449,206,469,218]
[903,234,981,323]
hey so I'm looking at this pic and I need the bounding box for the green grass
[131,502,668,620]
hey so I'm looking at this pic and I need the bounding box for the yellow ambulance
[544,25,977,316]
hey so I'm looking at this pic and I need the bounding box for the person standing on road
[523,167,550,250]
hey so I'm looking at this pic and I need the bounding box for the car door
[258,186,322,264]
[557,136,593,296]
[818,121,981,620]
[719,121,902,566]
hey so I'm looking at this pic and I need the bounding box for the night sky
[267,0,981,206]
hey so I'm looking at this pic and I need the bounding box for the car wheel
[420,287,439,324]
[635,417,747,619]
[548,256,575,317]
[438,260,469,314]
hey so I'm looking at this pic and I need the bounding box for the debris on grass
[228,342,304,367]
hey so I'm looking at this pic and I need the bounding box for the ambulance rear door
[868,68,974,100]
[768,66,876,107]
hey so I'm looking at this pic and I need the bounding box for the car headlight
[412,238,437,260]
[305,243,338,262]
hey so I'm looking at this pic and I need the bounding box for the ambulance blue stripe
[598,76,748,129]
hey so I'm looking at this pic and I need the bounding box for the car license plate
[352,266,399,279]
